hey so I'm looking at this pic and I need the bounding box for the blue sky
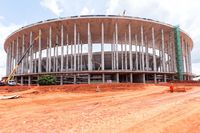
[0,0,200,78]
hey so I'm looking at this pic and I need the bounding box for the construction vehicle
[0,35,40,86]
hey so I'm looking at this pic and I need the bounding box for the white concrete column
[88,74,91,84]
[152,27,156,72]
[22,34,25,74]
[28,76,31,85]
[74,23,77,71]
[145,36,148,71]
[154,73,157,83]
[169,33,173,72]
[74,75,76,84]
[129,23,132,70]
[46,37,49,72]
[11,41,15,71]
[102,73,105,83]
[66,34,69,71]
[141,26,145,71]
[29,32,33,73]
[115,23,119,70]
[16,37,19,74]
[6,47,9,75]
[112,33,115,70]
[88,22,92,71]
[49,27,52,72]
[116,73,119,83]
[53,42,56,72]
[125,33,127,70]
[60,75,63,85]
[161,29,165,72]
[61,25,64,72]
[55,35,59,72]
[38,29,42,73]
[80,41,83,71]
[142,73,145,83]
[101,22,105,71]
[135,35,138,71]
[71,42,73,69]
[77,33,80,71]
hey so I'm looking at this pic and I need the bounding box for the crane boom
[5,35,40,83]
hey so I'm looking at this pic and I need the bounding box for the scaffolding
[174,26,184,80]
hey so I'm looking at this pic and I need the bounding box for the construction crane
[0,35,40,86]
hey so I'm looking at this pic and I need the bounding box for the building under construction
[4,15,193,85]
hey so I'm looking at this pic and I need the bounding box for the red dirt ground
[0,83,200,132]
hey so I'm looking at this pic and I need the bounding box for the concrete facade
[4,15,193,84]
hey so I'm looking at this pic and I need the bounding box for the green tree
[38,75,56,85]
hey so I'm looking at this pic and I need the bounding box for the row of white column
[6,22,192,79]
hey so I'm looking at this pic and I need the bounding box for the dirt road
[0,83,199,132]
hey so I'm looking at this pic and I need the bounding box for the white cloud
[0,16,4,20]
[40,0,63,16]
[80,7,94,15]
[0,22,23,78]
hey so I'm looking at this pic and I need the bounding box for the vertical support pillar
[142,73,145,83]
[21,76,23,85]
[28,76,31,86]
[38,29,42,73]
[116,73,119,83]
[152,27,156,72]
[46,37,49,72]
[61,25,64,72]
[129,23,132,70]
[125,33,127,70]
[10,42,13,73]
[6,47,9,75]
[80,41,83,71]
[16,37,19,74]
[145,36,149,71]
[161,29,165,72]
[135,35,138,71]
[88,74,91,84]
[88,23,92,71]
[55,35,59,72]
[71,42,73,69]
[60,75,63,85]
[102,73,105,83]
[111,34,114,70]
[141,26,145,71]
[101,22,105,71]
[115,23,119,70]
[22,34,25,74]
[29,32,33,73]
[74,23,77,71]
[49,27,52,72]
[169,33,173,72]
[154,74,157,83]
[66,34,69,71]
[164,74,167,82]
[73,75,76,84]
[53,41,56,72]
[121,42,123,70]
[130,73,133,83]
[77,33,80,71]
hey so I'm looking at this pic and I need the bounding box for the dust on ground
[0,83,200,133]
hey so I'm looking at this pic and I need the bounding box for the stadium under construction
[3,15,193,85]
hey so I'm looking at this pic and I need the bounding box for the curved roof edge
[4,15,193,51]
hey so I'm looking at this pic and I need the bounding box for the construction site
[0,15,200,132]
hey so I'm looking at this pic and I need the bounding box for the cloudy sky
[0,0,200,78]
